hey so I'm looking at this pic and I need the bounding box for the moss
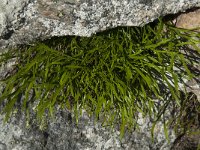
[0,18,200,138]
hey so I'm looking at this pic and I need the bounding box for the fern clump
[0,19,199,137]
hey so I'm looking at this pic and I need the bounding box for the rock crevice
[0,0,199,50]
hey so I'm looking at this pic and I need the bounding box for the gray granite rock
[0,105,176,150]
[0,0,200,50]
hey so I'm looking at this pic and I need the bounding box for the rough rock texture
[0,0,200,50]
[175,8,200,31]
[0,106,176,150]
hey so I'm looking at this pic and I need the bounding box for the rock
[175,8,200,31]
[0,105,176,150]
[174,8,200,101]
[0,0,200,50]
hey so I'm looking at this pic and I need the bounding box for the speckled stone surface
[0,105,176,150]
[0,0,200,50]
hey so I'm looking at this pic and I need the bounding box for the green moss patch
[0,18,200,138]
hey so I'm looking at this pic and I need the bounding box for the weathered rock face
[0,0,200,50]
[0,106,176,150]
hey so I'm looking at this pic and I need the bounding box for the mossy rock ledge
[0,0,200,150]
